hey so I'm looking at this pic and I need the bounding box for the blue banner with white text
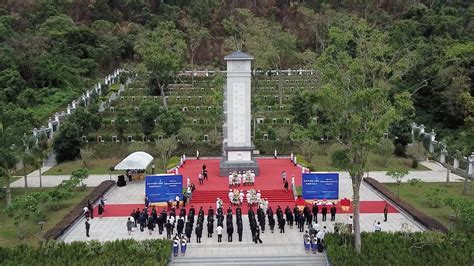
[145,175,182,202]
[302,172,339,200]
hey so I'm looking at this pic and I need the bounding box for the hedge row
[363,177,449,233]
[0,239,172,265]
[44,180,115,240]
[325,232,473,266]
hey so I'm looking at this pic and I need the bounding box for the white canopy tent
[114,151,154,170]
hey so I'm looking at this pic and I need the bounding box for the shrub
[411,158,418,168]
[425,187,446,208]
[0,239,172,265]
[325,232,473,265]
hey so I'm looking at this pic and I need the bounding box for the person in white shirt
[374,221,382,232]
[180,156,184,167]
[291,175,295,187]
[313,222,321,232]
[246,191,251,206]
[239,190,244,206]
[274,149,277,159]
[290,152,294,162]
[316,226,327,242]
[217,225,223,242]
[294,155,297,166]
[256,190,261,201]
[228,174,233,188]
[239,173,243,185]
[216,198,222,209]
[175,167,179,175]
[250,171,255,183]
[187,176,191,187]
[196,150,200,160]
[264,198,269,212]
[228,189,234,203]
[183,154,186,163]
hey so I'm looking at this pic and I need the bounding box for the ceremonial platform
[94,158,399,216]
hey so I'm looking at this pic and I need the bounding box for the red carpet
[177,158,303,190]
[94,159,398,217]
[95,201,398,217]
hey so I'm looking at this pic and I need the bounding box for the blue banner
[145,175,183,202]
[302,172,339,200]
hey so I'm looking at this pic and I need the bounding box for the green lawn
[0,187,92,247]
[296,153,428,172]
[384,182,473,229]
[44,157,180,175]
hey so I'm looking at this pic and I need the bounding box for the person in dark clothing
[276,206,283,221]
[152,207,158,225]
[185,222,192,242]
[330,203,337,221]
[321,204,327,221]
[269,217,275,233]
[227,222,234,242]
[207,219,214,237]
[195,223,203,243]
[284,180,289,192]
[208,206,215,221]
[157,215,164,234]
[147,216,154,235]
[312,203,319,223]
[293,205,300,225]
[303,205,310,225]
[139,211,146,232]
[87,200,94,219]
[134,209,140,227]
[98,204,104,218]
[177,217,185,235]
[279,218,286,233]
[254,226,263,244]
[165,220,172,239]
[298,213,305,232]
[384,204,389,222]
[285,206,293,228]
[237,221,243,241]
[85,218,90,237]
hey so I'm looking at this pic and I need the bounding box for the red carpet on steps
[95,201,398,217]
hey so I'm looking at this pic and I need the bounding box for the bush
[325,232,473,266]
[364,178,448,232]
[0,239,172,265]
[411,158,418,168]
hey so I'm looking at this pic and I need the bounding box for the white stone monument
[220,51,259,176]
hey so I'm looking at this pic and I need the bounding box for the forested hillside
[0,0,472,151]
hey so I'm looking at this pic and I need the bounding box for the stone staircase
[171,255,327,265]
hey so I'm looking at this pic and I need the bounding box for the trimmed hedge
[44,180,115,240]
[325,232,474,266]
[364,177,449,233]
[0,239,172,265]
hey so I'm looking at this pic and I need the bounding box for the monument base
[219,159,260,176]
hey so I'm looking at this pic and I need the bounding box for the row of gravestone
[31,69,127,141]
[82,133,215,143]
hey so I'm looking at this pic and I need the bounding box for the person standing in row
[98,203,104,219]
[87,200,94,219]
[217,224,223,242]
[237,220,243,241]
[85,218,90,237]
[312,203,318,223]
[254,226,263,244]
[195,222,203,243]
[330,203,337,221]
[321,204,327,221]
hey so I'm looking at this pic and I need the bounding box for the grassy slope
[384,182,473,229]
[0,187,92,247]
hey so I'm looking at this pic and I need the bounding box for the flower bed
[364,177,448,233]
[44,180,115,240]
[0,239,172,265]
